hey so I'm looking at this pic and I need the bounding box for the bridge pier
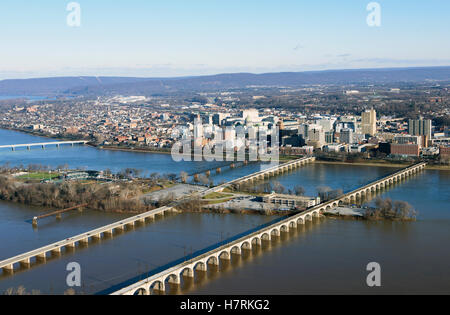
[20,258,31,268]
[51,247,61,255]
[137,218,145,225]
[66,242,76,250]
[36,253,47,262]
[2,264,14,273]
[79,238,89,246]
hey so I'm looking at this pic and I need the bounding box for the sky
[0,0,449,79]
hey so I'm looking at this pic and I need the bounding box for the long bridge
[111,161,426,295]
[212,156,316,193]
[0,206,178,273]
[0,141,88,151]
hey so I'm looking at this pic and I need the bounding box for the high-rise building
[193,116,204,147]
[362,109,377,136]
[308,128,325,148]
[408,119,432,147]
[408,119,432,137]
[340,128,353,144]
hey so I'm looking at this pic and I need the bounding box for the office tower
[308,127,325,147]
[362,109,377,136]
[409,119,432,147]
[408,119,432,137]
[340,128,353,144]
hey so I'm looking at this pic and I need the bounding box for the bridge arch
[261,233,271,241]
[165,274,180,285]
[240,241,252,250]
[230,245,241,255]
[219,251,231,261]
[207,255,219,266]
[280,224,289,233]
[149,281,165,294]
[133,287,148,295]
[270,228,280,237]
[180,267,194,279]
[251,236,261,246]
[193,261,207,272]
[297,217,305,225]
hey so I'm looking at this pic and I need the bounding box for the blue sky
[0,0,449,79]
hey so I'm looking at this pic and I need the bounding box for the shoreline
[95,145,172,155]
[2,127,449,170]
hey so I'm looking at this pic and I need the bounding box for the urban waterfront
[0,129,449,294]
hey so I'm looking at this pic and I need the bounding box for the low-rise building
[263,193,320,210]
[390,144,420,157]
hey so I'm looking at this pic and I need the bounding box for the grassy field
[18,172,60,180]
[202,192,234,200]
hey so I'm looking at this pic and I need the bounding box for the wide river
[0,129,449,294]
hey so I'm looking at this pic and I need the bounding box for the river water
[0,129,449,294]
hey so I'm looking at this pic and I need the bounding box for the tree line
[364,197,417,221]
[0,175,154,213]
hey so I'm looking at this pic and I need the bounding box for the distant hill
[0,77,149,96]
[0,67,449,97]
